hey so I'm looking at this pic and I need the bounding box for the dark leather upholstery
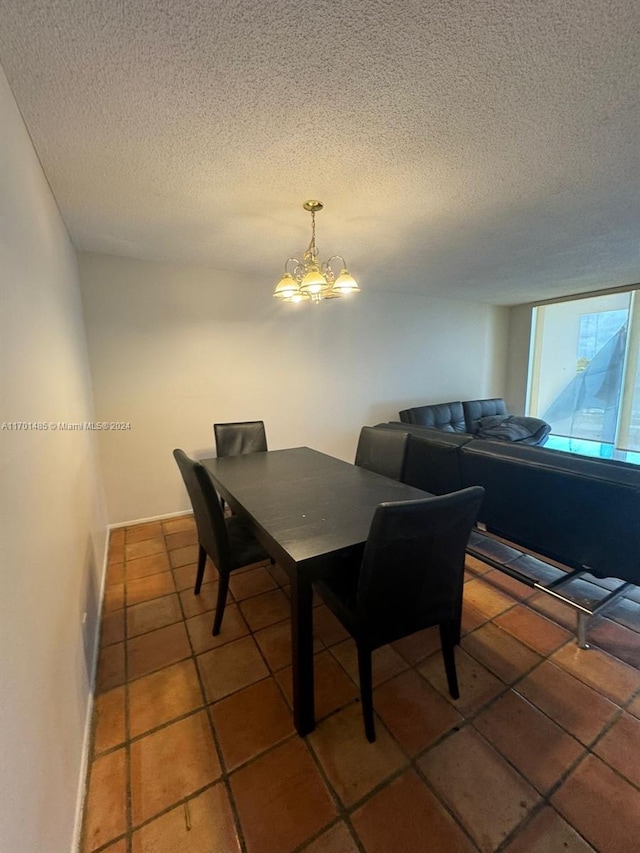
[462,398,507,434]
[374,423,472,494]
[214,421,267,457]
[459,441,640,583]
[315,487,485,741]
[355,426,409,480]
[399,401,467,432]
[173,449,269,634]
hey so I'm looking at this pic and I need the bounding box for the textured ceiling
[1,0,639,305]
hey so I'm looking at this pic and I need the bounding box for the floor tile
[484,568,533,601]
[312,604,351,647]
[494,604,572,655]
[276,650,358,720]
[100,609,125,646]
[211,678,294,770]
[351,769,475,853]
[254,619,322,672]
[527,592,575,630]
[419,646,504,716]
[105,562,124,587]
[267,561,291,587]
[197,636,269,702]
[587,617,640,669]
[474,691,584,793]
[81,748,127,852]
[461,602,490,635]
[126,593,182,638]
[463,577,515,619]
[131,783,240,853]
[169,543,200,569]
[95,642,125,693]
[162,515,195,535]
[100,840,127,853]
[465,555,491,575]
[93,687,126,755]
[301,822,359,853]
[308,702,407,807]
[172,562,201,592]
[391,625,442,664]
[126,521,164,543]
[127,621,191,680]
[239,588,291,631]
[231,738,337,853]
[605,596,640,633]
[551,643,640,705]
[179,580,222,618]
[627,693,640,719]
[460,622,541,683]
[516,660,618,745]
[552,754,640,853]
[109,527,125,548]
[130,711,221,826]
[103,583,125,613]
[592,711,640,787]
[503,805,596,853]
[128,659,204,738]
[373,669,463,755]
[125,536,166,561]
[419,727,539,853]
[331,638,409,686]
[229,565,278,600]
[126,571,176,606]
[186,604,249,654]
[164,528,198,551]
[126,551,171,581]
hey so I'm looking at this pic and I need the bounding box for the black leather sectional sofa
[380,420,640,585]
[399,398,551,446]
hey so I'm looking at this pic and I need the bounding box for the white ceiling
[1,0,639,305]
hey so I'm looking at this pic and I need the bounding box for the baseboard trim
[109,509,192,529]
[71,526,110,853]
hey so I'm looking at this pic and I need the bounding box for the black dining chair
[314,486,485,742]
[173,449,270,635]
[213,421,268,513]
[354,426,410,481]
[214,420,268,457]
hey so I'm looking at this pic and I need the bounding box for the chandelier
[273,200,360,304]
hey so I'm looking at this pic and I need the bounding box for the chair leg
[440,622,459,700]
[357,645,376,743]
[194,545,207,595]
[212,571,230,636]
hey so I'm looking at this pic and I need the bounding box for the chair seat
[226,515,269,570]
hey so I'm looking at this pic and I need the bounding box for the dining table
[202,446,431,735]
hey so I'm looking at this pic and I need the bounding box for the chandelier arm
[284,257,304,277]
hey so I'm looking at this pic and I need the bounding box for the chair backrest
[462,398,507,434]
[356,487,485,646]
[213,421,267,457]
[355,426,409,481]
[400,402,467,433]
[173,449,229,569]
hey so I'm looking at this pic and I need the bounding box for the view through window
[527,289,639,463]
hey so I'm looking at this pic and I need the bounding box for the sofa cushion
[475,415,551,445]
[398,401,467,432]
[462,398,507,433]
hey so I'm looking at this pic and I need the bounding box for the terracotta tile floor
[82,517,640,853]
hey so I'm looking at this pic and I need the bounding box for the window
[527,289,640,463]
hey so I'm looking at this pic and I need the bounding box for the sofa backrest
[398,401,467,432]
[459,439,640,583]
[374,423,473,495]
[462,398,507,434]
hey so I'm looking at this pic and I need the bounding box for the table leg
[290,572,315,735]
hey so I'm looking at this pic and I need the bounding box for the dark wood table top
[202,446,431,572]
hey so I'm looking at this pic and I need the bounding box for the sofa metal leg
[577,611,590,649]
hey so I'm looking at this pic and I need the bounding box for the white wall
[78,252,509,523]
[504,303,534,415]
[0,68,107,853]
